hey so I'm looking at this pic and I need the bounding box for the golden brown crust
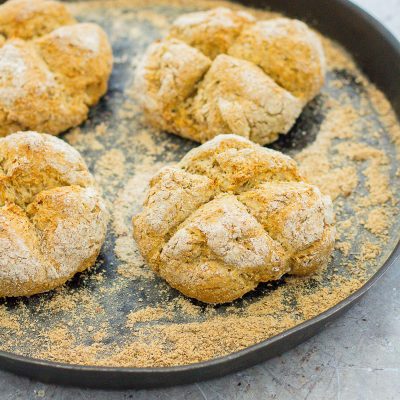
[136,8,325,145]
[133,166,215,270]
[134,38,211,135]
[228,18,326,102]
[0,131,108,297]
[169,7,255,59]
[35,23,113,105]
[0,0,113,136]
[0,0,75,40]
[0,127,93,206]
[133,135,335,303]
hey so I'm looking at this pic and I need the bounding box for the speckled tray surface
[0,0,399,387]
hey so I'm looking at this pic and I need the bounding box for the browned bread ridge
[135,8,325,145]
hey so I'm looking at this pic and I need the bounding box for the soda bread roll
[135,7,325,145]
[0,0,113,137]
[133,135,335,303]
[0,131,108,297]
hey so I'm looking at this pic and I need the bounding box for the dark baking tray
[0,0,399,389]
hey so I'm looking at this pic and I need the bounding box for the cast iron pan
[0,0,399,389]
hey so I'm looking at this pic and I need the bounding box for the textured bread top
[133,135,335,303]
[0,131,108,297]
[135,7,325,145]
[228,18,326,102]
[0,0,113,136]
[169,7,255,59]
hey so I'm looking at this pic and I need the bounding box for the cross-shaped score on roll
[133,135,335,304]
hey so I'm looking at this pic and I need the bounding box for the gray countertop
[1,0,400,398]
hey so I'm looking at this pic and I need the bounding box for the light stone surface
[0,0,399,398]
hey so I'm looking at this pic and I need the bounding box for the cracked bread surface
[135,7,325,145]
[191,54,303,144]
[0,131,108,297]
[0,0,113,137]
[133,135,335,303]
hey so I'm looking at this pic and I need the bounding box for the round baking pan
[0,0,399,389]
